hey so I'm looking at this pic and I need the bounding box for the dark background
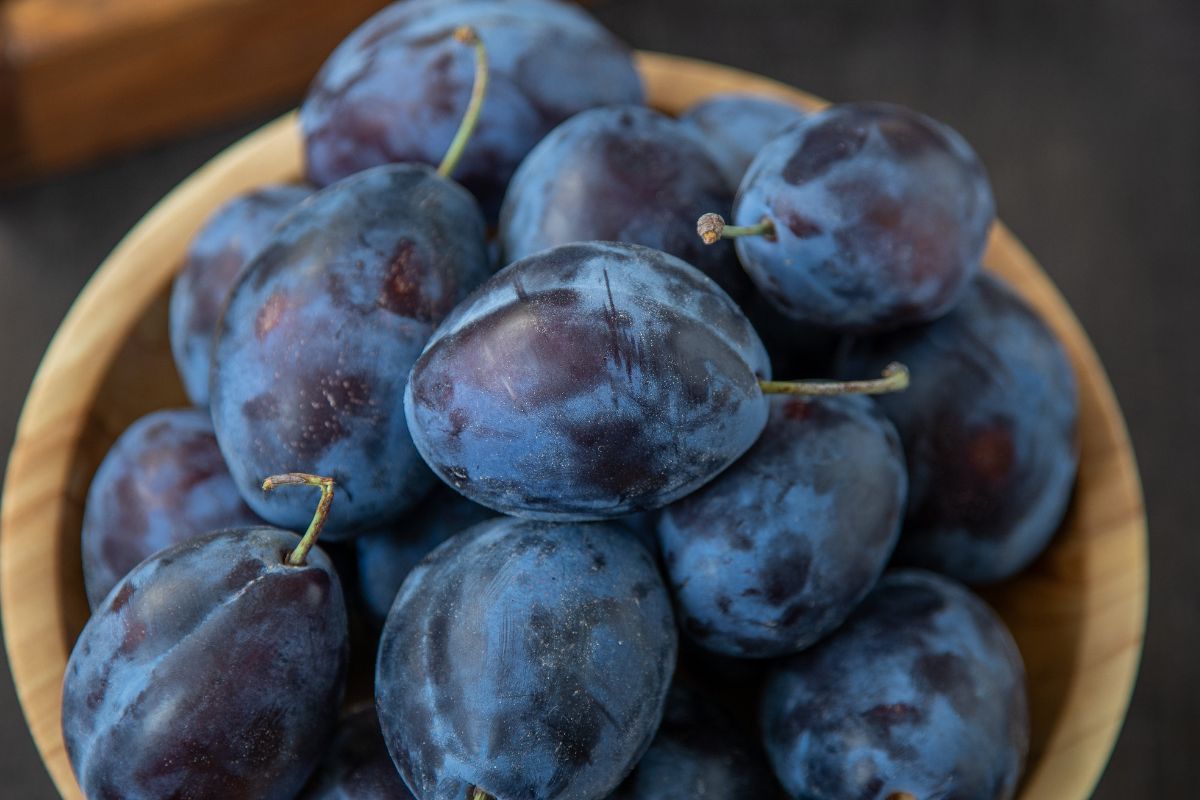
[1,0,1195,796]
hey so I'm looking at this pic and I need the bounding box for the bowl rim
[0,51,1147,800]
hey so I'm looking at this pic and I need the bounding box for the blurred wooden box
[0,0,392,181]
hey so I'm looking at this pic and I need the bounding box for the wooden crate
[0,0,392,181]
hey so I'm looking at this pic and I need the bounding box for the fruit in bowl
[0,1,1145,799]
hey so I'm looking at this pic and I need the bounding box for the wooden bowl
[0,53,1146,800]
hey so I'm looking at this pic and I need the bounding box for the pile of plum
[61,1,1079,798]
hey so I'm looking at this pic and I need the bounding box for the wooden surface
[0,0,390,182]
[0,53,1147,800]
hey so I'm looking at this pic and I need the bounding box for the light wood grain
[0,0,390,181]
[0,53,1146,800]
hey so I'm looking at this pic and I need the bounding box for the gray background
[1,0,1195,795]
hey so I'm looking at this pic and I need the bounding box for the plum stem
[467,788,494,800]
[759,362,910,396]
[261,473,335,566]
[887,793,918,800]
[438,26,489,179]
[697,212,776,244]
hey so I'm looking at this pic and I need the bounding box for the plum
[680,94,839,377]
[302,0,642,218]
[405,241,907,520]
[702,102,993,332]
[63,475,349,799]
[761,569,1028,800]
[404,242,770,519]
[499,106,749,302]
[841,272,1078,583]
[659,395,906,658]
[375,517,677,800]
[211,164,491,535]
[679,93,807,187]
[81,407,260,609]
[355,486,496,626]
[168,183,313,406]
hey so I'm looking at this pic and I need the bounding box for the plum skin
[499,105,748,302]
[733,102,994,332]
[355,486,496,626]
[659,395,906,658]
[841,272,1079,583]
[63,528,349,800]
[679,93,807,188]
[211,164,491,536]
[498,103,838,378]
[168,183,313,406]
[761,569,1029,800]
[376,517,677,800]
[404,241,772,520]
[81,407,261,609]
[301,0,643,218]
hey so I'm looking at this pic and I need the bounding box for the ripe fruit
[499,101,838,379]
[499,105,748,301]
[81,408,260,608]
[168,184,313,405]
[63,475,349,799]
[376,517,677,800]
[659,395,906,658]
[302,0,643,218]
[761,570,1029,800]
[679,93,807,187]
[211,164,490,534]
[214,31,496,536]
[355,486,496,626]
[841,272,1079,583]
[405,242,770,519]
[404,241,907,520]
[702,102,994,332]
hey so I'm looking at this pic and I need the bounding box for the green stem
[467,788,494,800]
[261,473,335,566]
[759,362,910,397]
[697,212,776,245]
[438,26,490,178]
